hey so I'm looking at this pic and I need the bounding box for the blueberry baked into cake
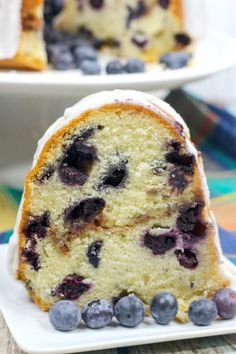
[8,90,229,322]
[0,0,47,70]
[56,0,188,61]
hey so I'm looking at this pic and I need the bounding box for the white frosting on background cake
[8,90,227,280]
[0,0,22,60]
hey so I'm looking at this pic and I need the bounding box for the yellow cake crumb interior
[18,104,229,321]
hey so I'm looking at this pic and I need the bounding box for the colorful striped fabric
[1,90,236,265]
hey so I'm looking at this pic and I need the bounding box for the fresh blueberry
[80,60,101,75]
[125,59,145,73]
[160,52,190,69]
[71,39,91,53]
[213,288,236,320]
[49,300,81,331]
[74,46,98,65]
[112,290,130,308]
[82,300,113,329]
[150,292,178,325]
[188,299,217,326]
[106,60,126,74]
[50,50,73,70]
[114,296,145,327]
[47,43,69,63]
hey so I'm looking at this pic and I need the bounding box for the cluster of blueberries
[46,37,147,75]
[49,288,236,331]
[45,31,190,74]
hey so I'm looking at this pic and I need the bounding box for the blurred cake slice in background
[55,0,190,62]
[0,0,47,71]
[0,0,191,71]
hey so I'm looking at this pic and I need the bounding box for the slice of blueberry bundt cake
[0,0,47,70]
[55,0,189,62]
[8,90,230,321]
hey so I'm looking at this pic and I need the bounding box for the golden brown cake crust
[0,0,46,71]
[0,32,47,71]
[170,0,184,26]
[22,0,44,14]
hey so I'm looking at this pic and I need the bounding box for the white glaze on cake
[8,90,228,281]
[0,0,22,60]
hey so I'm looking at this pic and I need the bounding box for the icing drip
[0,0,22,60]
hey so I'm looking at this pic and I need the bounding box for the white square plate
[0,244,236,354]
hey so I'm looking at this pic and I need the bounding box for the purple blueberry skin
[106,60,126,74]
[50,50,73,70]
[79,60,101,75]
[59,139,98,186]
[125,58,145,73]
[49,300,81,331]
[213,288,236,320]
[160,52,190,69]
[82,300,114,329]
[175,248,198,269]
[23,212,50,240]
[22,248,40,271]
[64,197,105,230]
[188,299,217,326]
[114,296,145,327]
[177,202,205,234]
[150,292,178,325]
[143,231,176,255]
[74,46,98,65]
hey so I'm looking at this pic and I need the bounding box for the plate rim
[0,31,236,96]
